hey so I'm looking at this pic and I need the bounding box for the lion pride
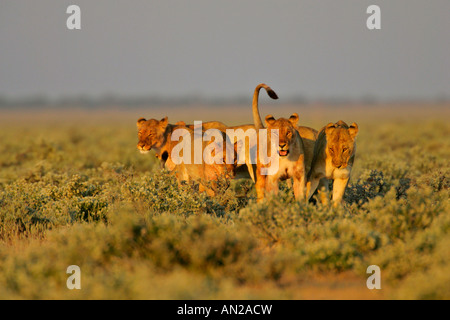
[136,83,279,182]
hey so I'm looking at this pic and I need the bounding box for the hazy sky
[1,0,449,101]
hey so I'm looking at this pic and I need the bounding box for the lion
[306,120,359,206]
[254,113,307,202]
[137,119,236,196]
[137,117,227,168]
[248,84,331,200]
[248,84,324,176]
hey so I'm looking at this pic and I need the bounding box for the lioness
[137,117,227,168]
[249,84,323,177]
[249,84,330,201]
[138,119,236,196]
[307,120,359,206]
[254,113,307,202]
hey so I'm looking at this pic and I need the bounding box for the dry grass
[0,103,448,299]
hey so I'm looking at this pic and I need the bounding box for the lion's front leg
[255,170,267,203]
[293,164,306,201]
[332,177,349,207]
[293,176,306,201]
[265,175,279,197]
[289,154,305,201]
[317,178,330,205]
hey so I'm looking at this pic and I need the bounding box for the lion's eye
[343,147,348,152]
[329,148,334,153]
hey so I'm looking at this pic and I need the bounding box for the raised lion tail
[252,83,278,130]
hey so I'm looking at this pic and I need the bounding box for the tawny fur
[307,120,359,206]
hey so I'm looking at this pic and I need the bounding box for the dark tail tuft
[267,89,278,100]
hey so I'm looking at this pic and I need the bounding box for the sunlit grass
[0,104,448,299]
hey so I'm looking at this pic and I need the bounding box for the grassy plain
[0,103,448,299]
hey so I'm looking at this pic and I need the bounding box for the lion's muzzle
[278,143,289,157]
[137,142,151,153]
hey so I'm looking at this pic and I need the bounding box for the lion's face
[324,121,358,169]
[265,113,299,157]
[136,117,169,153]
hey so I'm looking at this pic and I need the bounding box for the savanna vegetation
[0,104,448,299]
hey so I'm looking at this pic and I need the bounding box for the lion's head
[136,117,169,154]
[264,113,300,157]
[324,120,358,169]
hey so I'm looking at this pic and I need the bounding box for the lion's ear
[265,114,276,127]
[159,116,169,129]
[289,113,299,126]
[324,122,336,135]
[175,121,186,127]
[349,122,359,139]
[137,118,146,127]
